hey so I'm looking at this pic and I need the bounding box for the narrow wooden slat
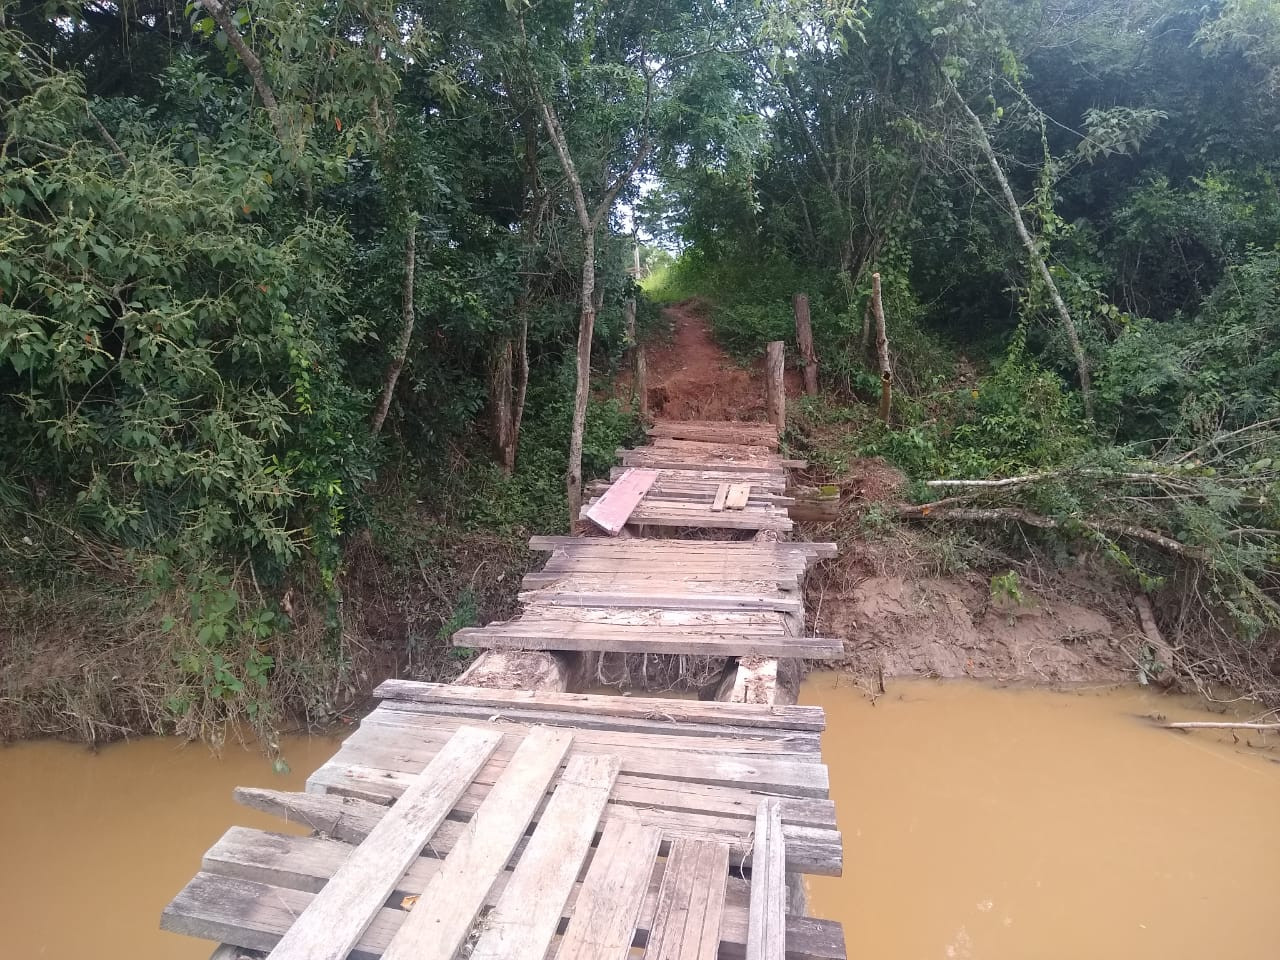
[711,482,730,512]
[746,799,786,960]
[556,820,664,960]
[517,590,803,614]
[585,468,660,535]
[644,839,731,960]
[372,680,827,732]
[264,726,502,960]
[381,727,574,960]
[452,626,843,659]
[725,484,751,511]
[527,536,837,558]
[162,869,850,960]
[470,754,621,960]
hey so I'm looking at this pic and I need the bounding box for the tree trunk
[490,338,515,473]
[369,221,416,437]
[511,314,529,469]
[624,297,648,420]
[949,81,1094,419]
[871,272,892,423]
[566,234,597,529]
[793,293,819,396]
[765,341,786,432]
[199,0,288,148]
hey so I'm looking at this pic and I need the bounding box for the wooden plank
[162,868,849,960]
[373,680,827,732]
[235,782,842,876]
[711,482,730,512]
[746,799,786,960]
[644,839,731,960]
[585,467,660,536]
[469,754,621,960]
[527,536,836,558]
[452,626,843,659]
[381,727,574,960]
[517,590,803,615]
[647,421,779,449]
[556,819,664,960]
[264,726,502,960]
[725,484,751,511]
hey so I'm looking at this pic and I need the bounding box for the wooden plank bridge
[163,417,847,960]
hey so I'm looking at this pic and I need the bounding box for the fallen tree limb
[898,504,1207,560]
[1162,721,1280,731]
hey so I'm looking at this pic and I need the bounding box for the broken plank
[711,482,730,512]
[584,468,660,536]
[556,819,664,960]
[746,799,786,960]
[263,726,502,960]
[644,839,732,960]
[725,484,751,511]
[469,754,621,960]
[381,726,574,960]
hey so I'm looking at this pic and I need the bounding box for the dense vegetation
[645,0,1280,700]
[2,0,1278,739]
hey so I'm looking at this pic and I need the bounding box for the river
[801,673,1280,960]
[2,680,1278,959]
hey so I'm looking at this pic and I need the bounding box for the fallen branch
[898,504,1206,560]
[1162,721,1280,731]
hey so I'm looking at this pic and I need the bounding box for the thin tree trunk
[370,222,416,437]
[199,0,288,147]
[566,235,597,529]
[949,80,1094,419]
[872,272,892,423]
[766,341,786,432]
[511,315,529,465]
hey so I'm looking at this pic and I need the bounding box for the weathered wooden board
[469,754,620,960]
[517,589,803,615]
[234,781,842,876]
[711,482,730,512]
[527,536,837,558]
[647,421,779,449]
[585,468,660,536]
[556,819,664,960]
[380,727,573,960]
[263,726,501,960]
[746,799,786,960]
[453,624,843,659]
[644,839,732,960]
[724,484,752,511]
[373,680,826,732]
[162,867,849,960]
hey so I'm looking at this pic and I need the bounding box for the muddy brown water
[0,734,340,958]
[3,681,1279,959]
[802,673,1280,959]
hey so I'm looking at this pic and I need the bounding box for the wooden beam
[746,799,786,960]
[793,294,818,397]
[263,726,502,960]
[765,342,785,433]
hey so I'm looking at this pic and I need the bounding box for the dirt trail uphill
[643,298,774,421]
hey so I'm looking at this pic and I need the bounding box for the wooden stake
[765,341,785,433]
[871,272,891,424]
[793,293,818,396]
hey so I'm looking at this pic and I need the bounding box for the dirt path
[643,298,772,421]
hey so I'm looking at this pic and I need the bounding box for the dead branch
[898,504,1206,559]
[1162,721,1280,731]
[370,221,417,436]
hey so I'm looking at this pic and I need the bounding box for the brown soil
[800,456,1147,687]
[642,298,799,420]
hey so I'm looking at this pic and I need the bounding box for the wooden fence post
[871,273,892,423]
[766,340,786,432]
[793,293,818,396]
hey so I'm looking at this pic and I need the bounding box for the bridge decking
[161,418,847,960]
